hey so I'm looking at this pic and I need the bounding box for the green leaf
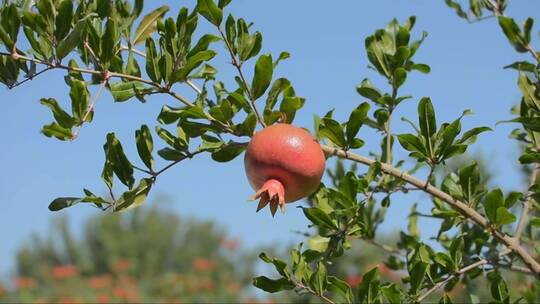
[381,284,401,303]
[258,253,290,278]
[48,197,83,211]
[397,134,427,156]
[440,294,454,304]
[279,97,305,124]
[357,267,382,303]
[504,61,536,72]
[156,126,184,150]
[109,81,146,102]
[484,188,504,224]
[356,79,382,103]
[495,207,516,226]
[135,125,154,171]
[133,6,169,45]
[328,276,353,304]
[346,102,370,144]
[103,133,135,189]
[505,192,523,208]
[158,105,184,124]
[436,119,462,160]
[235,112,257,136]
[114,178,153,211]
[274,51,290,67]
[366,162,381,182]
[211,141,247,162]
[459,163,480,204]
[457,127,491,144]
[252,276,294,293]
[0,4,19,49]
[265,78,291,111]
[145,38,161,83]
[55,0,73,41]
[409,262,428,295]
[69,80,89,123]
[41,122,73,140]
[449,237,463,268]
[394,67,407,88]
[310,261,328,295]
[499,117,540,132]
[174,50,217,82]
[218,0,233,9]
[157,148,185,161]
[239,31,263,62]
[56,13,92,60]
[320,118,347,148]
[100,18,117,66]
[199,134,224,152]
[489,272,509,303]
[498,16,527,53]
[197,0,223,26]
[40,98,75,129]
[251,54,273,100]
[48,192,110,211]
[445,0,469,20]
[302,207,338,230]
[188,34,221,57]
[410,63,431,73]
[418,97,436,155]
[518,72,540,111]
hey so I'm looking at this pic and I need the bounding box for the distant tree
[4,205,258,303]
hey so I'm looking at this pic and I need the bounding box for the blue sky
[1,0,539,278]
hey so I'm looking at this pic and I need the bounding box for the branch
[0,51,234,133]
[216,27,266,128]
[153,150,204,177]
[7,66,53,89]
[361,237,403,255]
[417,258,489,302]
[116,46,206,97]
[292,279,335,304]
[514,165,539,241]
[417,249,513,302]
[320,144,540,277]
[71,81,106,140]
[525,44,540,63]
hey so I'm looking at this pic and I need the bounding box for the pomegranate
[244,123,326,216]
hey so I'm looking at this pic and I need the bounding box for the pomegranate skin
[244,123,326,215]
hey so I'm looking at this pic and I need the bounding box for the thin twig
[216,26,266,128]
[71,82,106,140]
[424,165,435,189]
[417,249,512,302]
[525,44,539,63]
[119,44,146,57]
[116,45,207,97]
[84,40,103,70]
[320,144,540,277]
[417,258,488,302]
[362,238,403,255]
[514,165,539,242]
[133,165,153,175]
[292,279,335,304]
[494,261,535,276]
[186,79,202,95]
[8,66,53,89]
[467,14,496,24]
[1,51,234,133]
[153,150,204,177]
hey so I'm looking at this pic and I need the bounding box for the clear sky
[1,0,539,278]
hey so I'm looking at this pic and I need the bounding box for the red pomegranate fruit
[244,123,326,216]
